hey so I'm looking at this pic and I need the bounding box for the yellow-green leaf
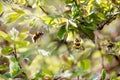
[0,2,3,13]
[0,31,11,41]
[6,13,20,23]
[1,46,13,55]
[12,8,25,14]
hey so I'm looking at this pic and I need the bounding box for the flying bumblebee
[74,38,85,50]
[107,40,115,49]
[32,32,44,43]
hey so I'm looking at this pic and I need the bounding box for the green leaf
[78,26,95,40]
[97,13,106,20]
[0,74,8,80]
[71,68,87,77]
[57,25,66,40]
[34,72,44,79]
[12,8,25,14]
[6,13,20,24]
[102,69,106,80]
[0,31,11,41]
[15,40,30,47]
[90,74,100,80]
[9,56,21,77]
[1,46,13,55]
[0,65,9,70]
[106,55,114,63]
[4,72,11,78]
[80,59,90,70]
[0,2,3,13]
[19,32,28,40]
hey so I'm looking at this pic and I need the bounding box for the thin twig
[12,34,27,78]
[39,6,49,15]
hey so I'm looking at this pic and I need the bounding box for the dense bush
[0,0,120,80]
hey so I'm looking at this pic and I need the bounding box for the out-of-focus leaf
[1,46,13,55]
[40,14,53,24]
[0,65,9,70]
[6,13,20,24]
[106,55,114,63]
[27,54,42,79]
[0,2,3,13]
[19,31,28,40]
[54,18,67,25]
[90,74,100,80]
[97,13,106,20]
[4,72,11,78]
[69,20,77,27]
[66,31,74,41]
[102,69,106,80]
[71,68,87,77]
[57,25,66,40]
[78,26,94,40]
[0,31,7,38]
[80,59,90,70]
[18,47,29,53]
[34,72,44,79]
[12,8,25,14]
[0,74,8,80]
[9,56,21,77]
[0,31,11,41]
[80,48,91,58]
[15,40,30,47]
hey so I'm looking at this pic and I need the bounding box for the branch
[97,14,118,30]
[39,6,49,15]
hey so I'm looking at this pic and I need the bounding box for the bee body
[32,32,44,43]
[74,39,81,49]
[107,40,115,49]
[74,39,85,50]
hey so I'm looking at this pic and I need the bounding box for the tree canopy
[0,0,120,80]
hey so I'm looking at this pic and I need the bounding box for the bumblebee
[32,32,44,43]
[74,39,80,49]
[107,40,115,49]
[74,38,85,50]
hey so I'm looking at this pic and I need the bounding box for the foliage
[0,0,120,79]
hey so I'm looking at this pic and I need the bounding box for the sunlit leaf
[6,13,20,24]
[0,31,11,41]
[97,13,106,20]
[80,59,90,70]
[19,32,28,40]
[69,20,77,27]
[54,18,67,25]
[1,46,13,55]
[12,8,25,14]
[0,2,3,13]
[15,40,30,47]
